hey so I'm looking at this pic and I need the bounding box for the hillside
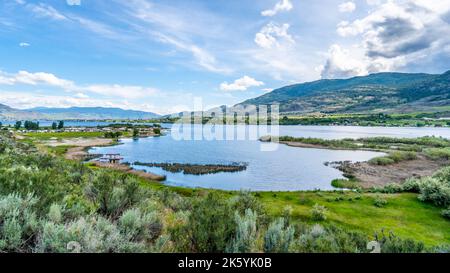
[238,71,450,114]
[0,104,160,120]
[0,104,41,120]
[29,107,160,120]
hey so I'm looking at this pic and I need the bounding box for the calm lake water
[87,124,450,192]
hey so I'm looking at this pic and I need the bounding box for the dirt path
[43,138,114,160]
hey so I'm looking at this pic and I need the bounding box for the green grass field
[136,178,450,247]
[257,191,450,247]
[23,131,106,140]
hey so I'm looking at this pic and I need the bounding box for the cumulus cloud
[0,70,74,88]
[220,76,264,92]
[338,2,356,13]
[325,0,450,78]
[0,70,159,99]
[255,22,294,49]
[261,0,293,17]
[19,42,30,47]
[320,44,369,79]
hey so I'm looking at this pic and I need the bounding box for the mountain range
[239,70,450,114]
[0,105,160,120]
[1,70,450,120]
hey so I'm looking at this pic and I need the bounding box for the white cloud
[0,70,159,99]
[338,2,356,13]
[120,0,232,74]
[262,0,293,17]
[0,70,74,88]
[331,0,450,77]
[320,44,369,79]
[220,76,264,92]
[84,84,159,99]
[155,33,231,74]
[19,42,30,47]
[67,0,81,6]
[255,22,294,49]
[262,88,274,93]
[28,3,67,20]
[75,92,89,98]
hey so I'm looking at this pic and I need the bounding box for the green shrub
[264,218,295,253]
[174,193,235,253]
[441,208,450,220]
[227,209,258,253]
[369,151,417,166]
[417,177,450,207]
[389,151,417,162]
[374,196,388,207]
[331,179,359,189]
[290,225,368,253]
[0,193,39,252]
[119,208,162,242]
[369,156,395,166]
[424,147,450,160]
[311,204,327,221]
[375,231,425,253]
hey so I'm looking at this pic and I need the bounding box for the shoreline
[270,139,449,188]
[27,130,450,191]
[43,135,167,182]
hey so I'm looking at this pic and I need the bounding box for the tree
[14,121,22,130]
[24,121,39,130]
[133,128,139,138]
[58,121,64,129]
[52,122,58,130]
[179,193,235,252]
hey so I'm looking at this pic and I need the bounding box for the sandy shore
[43,138,114,160]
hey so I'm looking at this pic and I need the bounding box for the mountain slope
[0,104,41,120]
[0,105,160,120]
[238,71,448,114]
[29,107,160,120]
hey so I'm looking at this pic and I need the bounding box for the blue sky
[1,0,450,114]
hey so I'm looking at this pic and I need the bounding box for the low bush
[263,218,295,253]
[311,204,327,221]
[424,147,450,160]
[441,208,450,220]
[369,151,417,166]
[374,196,388,208]
[369,156,395,166]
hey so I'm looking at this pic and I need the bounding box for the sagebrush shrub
[264,218,295,253]
[311,204,327,221]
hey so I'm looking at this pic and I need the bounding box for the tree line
[13,120,65,130]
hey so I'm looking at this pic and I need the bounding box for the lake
[89,125,450,191]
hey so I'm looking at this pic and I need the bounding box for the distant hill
[0,104,41,120]
[28,107,160,120]
[238,71,450,114]
[0,105,160,120]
